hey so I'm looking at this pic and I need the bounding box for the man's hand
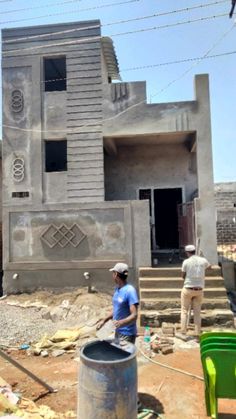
[96,319,106,331]
[113,319,123,329]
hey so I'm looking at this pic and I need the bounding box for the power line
[0,0,141,25]
[111,12,228,37]
[105,0,229,27]
[1,22,235,134]
[1,49,235,90]
[0,0,228,18]
[150,21,235,100]
[1,0,229,45]
[121,50,236,72]
[1,0,84,15]
[2,12,229,56]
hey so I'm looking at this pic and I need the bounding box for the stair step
[140,288,227,299]
[140,267,181,278]
[140,309,233,327]
[140,298,229,311]
[139,277,224,289]
[139,266,221,278]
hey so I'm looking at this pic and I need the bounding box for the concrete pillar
[194,74,218,264]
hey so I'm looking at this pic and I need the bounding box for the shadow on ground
[219,415,236,419]
[138,392,164,417]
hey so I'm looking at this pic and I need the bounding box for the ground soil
[0,347,236,419]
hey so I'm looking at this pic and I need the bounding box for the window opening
[45,140,67,172]
[44,57,66,91]
[12,192,29,198]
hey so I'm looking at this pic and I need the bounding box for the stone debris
[0,376,76,418]
[150,334,175,355]
[0,289,111,347]
[161,345,174,355]
[161,322,175,337]
[40,350,49,358]
[51,349,66,357]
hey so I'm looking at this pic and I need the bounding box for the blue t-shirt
[112,283,139,336]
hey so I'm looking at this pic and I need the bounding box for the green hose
[137,408,163,418]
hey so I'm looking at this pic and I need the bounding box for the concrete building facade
[215,182,236,246]
[2,20,217,293]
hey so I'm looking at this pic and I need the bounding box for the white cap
[185,244,196,252]
[109,263,128,274]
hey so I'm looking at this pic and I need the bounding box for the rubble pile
[0,289,111,347]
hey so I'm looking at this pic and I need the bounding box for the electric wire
[0,0,228,18]
[0,0,141,25]
[150,20,235,100]
[2,12,229,56]
[1,21,235,134]
[1,0,85,15]
[1,0,229,45]
[1,49,235,90]
[121,49,236,72]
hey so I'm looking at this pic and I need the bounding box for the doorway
[139,188,183,250]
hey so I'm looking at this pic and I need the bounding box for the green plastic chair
[200,348,236,418]
[200,331,236,343]
[200,342,236,354]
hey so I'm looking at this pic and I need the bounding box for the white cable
[2,23,235,134]
[151,21,236,100]
[1,49,235,90]
[1,0,228,36]
[1,0,84,15]
[2,13,229,56]
[0,0,141,25]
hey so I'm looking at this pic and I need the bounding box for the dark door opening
[154,188,182,249]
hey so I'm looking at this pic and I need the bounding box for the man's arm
[96,310,113,330]
[182,260,186,280]
[113,304,138,329]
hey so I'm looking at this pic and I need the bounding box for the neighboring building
[2,20,217,293]
[215,182,236,260]
[0,142,2,276]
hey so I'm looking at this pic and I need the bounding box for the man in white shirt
[180,244,211,336]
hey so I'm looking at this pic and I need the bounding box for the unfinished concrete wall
[2,21,104,205]
[103,74,218,263]
[105,143,197,202]
[1,21,153,294]
[3,200,151,293]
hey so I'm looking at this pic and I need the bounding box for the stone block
[161,346,174,355]
[161,322,175,336]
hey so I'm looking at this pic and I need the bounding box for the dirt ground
[0,347,236,419]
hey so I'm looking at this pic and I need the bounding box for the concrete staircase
[139,266,233,327]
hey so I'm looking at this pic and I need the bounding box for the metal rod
[0,348,56,393]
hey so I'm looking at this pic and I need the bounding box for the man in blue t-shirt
[97,263,139,343]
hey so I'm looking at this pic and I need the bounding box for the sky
[0,0,235,183]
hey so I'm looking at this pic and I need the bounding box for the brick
[162,322,175,336]
[161,346,174,355]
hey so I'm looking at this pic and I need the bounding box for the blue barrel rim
[80,339,137,365]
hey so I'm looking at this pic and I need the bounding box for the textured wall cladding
[215,185,236,245]
[66,37,104,202]
[214,189,236,211]
[216,211,236,244]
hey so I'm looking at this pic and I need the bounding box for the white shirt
[182,255,210,288]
